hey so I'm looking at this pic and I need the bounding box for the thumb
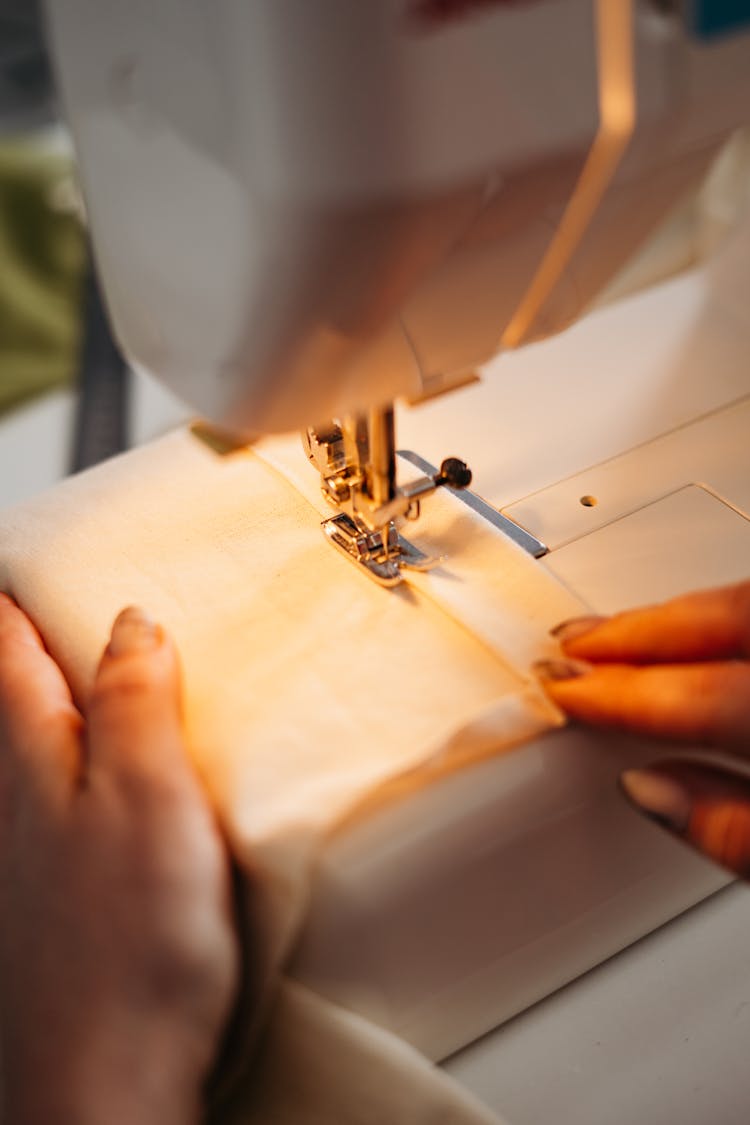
[620,760,750,880]
[86,606,188,784]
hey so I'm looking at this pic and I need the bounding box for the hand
[537,581,750,879]
[0,596,240,1125]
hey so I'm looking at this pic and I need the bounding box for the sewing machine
[44,1,750,1118]
[45,0,750,586]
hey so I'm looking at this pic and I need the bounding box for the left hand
[0,595,240,1125]
[537,581,750,880]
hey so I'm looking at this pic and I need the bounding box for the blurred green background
[0,137,85,415]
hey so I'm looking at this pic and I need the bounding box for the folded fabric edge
[324,687,564,842]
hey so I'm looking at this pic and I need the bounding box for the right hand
[538,581,750,879]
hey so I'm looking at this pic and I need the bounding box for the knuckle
[122,762,197,813]
[26,702,82,747]
[89,665,164,713]
[88,681,159,736]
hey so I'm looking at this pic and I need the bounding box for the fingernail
[107,606,162,656]
[550,615,605,644]
[619,768,691,833]
[533,658,592,682]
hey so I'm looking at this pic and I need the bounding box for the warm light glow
[502,0,636,348]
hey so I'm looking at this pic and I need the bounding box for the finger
[620,760,750,881]
[537,660,750,752]
[553,581,750,664]
[0,593,83,793]
[86,606,191,786]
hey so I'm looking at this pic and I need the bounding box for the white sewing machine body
[46,0,750,432]
[42,0,750,1111]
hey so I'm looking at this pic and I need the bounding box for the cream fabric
[0,427,585,1123]
[223,979,501,1125]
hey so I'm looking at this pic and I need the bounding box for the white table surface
[446,882,750,1125]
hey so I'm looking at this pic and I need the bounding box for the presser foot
[322,512,439,587]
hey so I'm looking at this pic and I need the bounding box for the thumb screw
[437,457,472,490]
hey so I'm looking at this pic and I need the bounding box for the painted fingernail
[619,768,691,833]
[533,658,592,682]
[107,606,162,656]
[550,615,605,644]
